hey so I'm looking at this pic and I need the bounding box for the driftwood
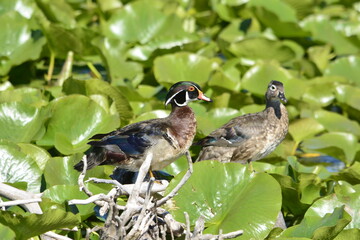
[0,151,244,239]
[70,151,244,240]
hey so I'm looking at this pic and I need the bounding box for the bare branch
[157,151,193,206]
[0,182,42,214]
[78,155,93,197]
[0,198,42,207]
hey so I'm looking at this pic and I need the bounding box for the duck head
[165,81,212,107]
[266,80,287,104]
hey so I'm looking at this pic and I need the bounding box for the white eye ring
[270,85,277,91]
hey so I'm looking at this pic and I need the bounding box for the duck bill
[279,92,287,103]
[198,91,212,102]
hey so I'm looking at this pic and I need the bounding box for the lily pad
[154,52,218,87]
[324,56,360,86]
[0,209,80,240]
[289,118,325,143]
[0,140,42,193]
[241,62,292,96]
[166,161,282,239]
[313,110,360,137]
[302,132,359,165]
[229,38,296,63]
[0,11,46,75]
[0,102,46,143]
[37,94,119,155]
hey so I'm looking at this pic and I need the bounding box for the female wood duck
[196,80,288,166]
[74,81,212,172]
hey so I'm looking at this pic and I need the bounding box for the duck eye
[188,86,195,91]
[270,85,277,91]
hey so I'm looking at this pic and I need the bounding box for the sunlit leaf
[335,84,360,111]
[278,206,350,239]
[42,185,94,217]
[0,223,15,240]
[313,110,360,137]
[0,11,46,75]
[0,209,80,240]
[44,155,81,187]
[229,38,296,63]
[17,143,51,171]
[37,95,119,154]
[166,161,282,239]
[302,132,359,165]
[324,56,360,86]
[154,52,218,87]
[289,118,325,143]
[241,62,292,96]
[0,140,42,193]
[0,102,46,143]
[301,15,358,55]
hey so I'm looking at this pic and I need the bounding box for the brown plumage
[74,81,212,172]
[196,80,288,164]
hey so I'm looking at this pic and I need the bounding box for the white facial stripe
[174,91,190,107]
[165,90,183,105]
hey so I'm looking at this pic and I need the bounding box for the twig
[0,198,42,207]
[0,182,42,214]
[78,155,93,197]
[157,151,193,206]
[184,212,191,240]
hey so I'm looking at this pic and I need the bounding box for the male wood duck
[196,80,288,166]
[74,81,212,172]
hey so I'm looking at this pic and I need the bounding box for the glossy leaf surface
[166,161,282,239]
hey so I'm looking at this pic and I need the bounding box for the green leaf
[334,162,360,185]
[0,223,16,240]
[249,0,308,37]
[92,37,144,87]
[278,206,351,239]
[302,132,359,165]
[154,52,218,87]
[302,83,335,107]
[324,56,360,86]
[17,143,51,171]
[166,161,282,239]
[0,140,42,192]
[313,110,360,137]
[335,84,360,111]
[241,62,292,96]
[289,118,325,143]
[229,38,296,63]
[0,88,47,107]
[37,95,119,154]
[0,11,46,75]
[0,102,46,143]
[301,15,358,55]
[0,209,80,240]
[209,59,241,91]
[44,155,81,187]
[35,0,76,28]
[102,0,196,48]
[42,185,94,217]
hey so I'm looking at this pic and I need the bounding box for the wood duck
[196,80,288,166]
[74,81,212,172]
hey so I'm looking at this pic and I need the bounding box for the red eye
[188,86,195,91]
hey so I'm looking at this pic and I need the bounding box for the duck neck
[169,103,194,120]
[266,100,282,119]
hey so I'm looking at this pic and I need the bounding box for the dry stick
[0,183,71,240]
[0,198,42,207]
[156,151,193,206]
[0,182,42,214]
[117,152,153,239]
[184,212,191,240]
[126,177,155,239]
[78,155,93,196]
